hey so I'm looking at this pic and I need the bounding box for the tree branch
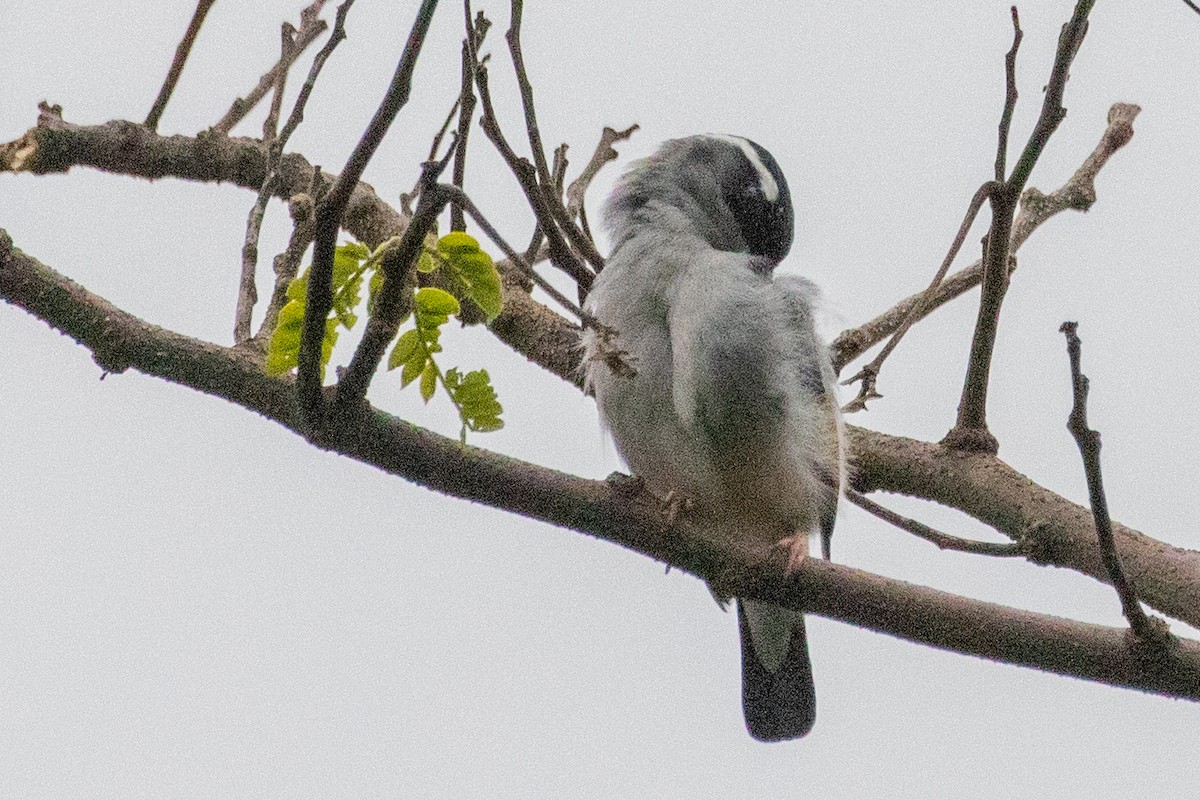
[946,0,1094,453]
[235,24,297,344]
[565,124,639,222]
[298,0,438,430]
[840,181,996,412]
[5,229,1199,700]
[1060,322,1166,644]
[848,426,1200,630]
[846,488,1024,557]
[831,101,1137,376]
[334,167,451,410]
[6,116,1193,628]
[211,0,331,134]
[469,9,594,290]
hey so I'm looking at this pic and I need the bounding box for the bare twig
[144,0,217,131]
[846,489,1024,557]
[945,0,1094,453]
[841,181,996,412]
[503,1,607,274]
[212,1,330,134]
[470,28,593,290]
[452,7,491,232]
[451,13,482,230]
[995,7,1023,182]
[1010,103,1141,250]
[1060,323,1167,646]
[505,0,554,196]
[831,102,1140,374]
[1183,0,1200,15]
[277,0,354,147]
[565,124,639,220]
[235,26,297,344]
[298,0,439,430]
[551,143,569,196]
[253,190,318,345]
[235,1,353,345]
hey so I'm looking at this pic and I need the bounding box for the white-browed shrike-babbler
[583,135,844,742]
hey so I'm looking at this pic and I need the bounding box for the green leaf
[264,299,305,375]
[285,272,308,301]
[419,361,438,402]
[437,232,503,320]
[265,239,369,379]
[415,286,461,317]
[447,368,504,434]
[400,350,426,387]
[388,328,423,371]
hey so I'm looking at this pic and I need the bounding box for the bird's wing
[667,259,788,458]
[776,274,843,559]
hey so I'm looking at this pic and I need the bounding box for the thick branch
[848,426,1200,630]
[6,116,1193,626]
[4,230,1198,700]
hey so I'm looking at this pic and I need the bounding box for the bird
[582,134,844,742]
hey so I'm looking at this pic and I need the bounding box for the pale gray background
[3,1,1199,797]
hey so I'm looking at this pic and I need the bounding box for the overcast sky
[3,1,1199,797]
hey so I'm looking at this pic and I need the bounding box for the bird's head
[604,134,794,265]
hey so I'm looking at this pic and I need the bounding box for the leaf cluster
[266,232,505,439]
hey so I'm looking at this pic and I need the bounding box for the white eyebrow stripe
[709,134,780,203]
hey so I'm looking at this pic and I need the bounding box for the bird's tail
[737,599,816,742]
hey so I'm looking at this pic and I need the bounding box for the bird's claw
[661,490,694,527]
[775,533,809,576]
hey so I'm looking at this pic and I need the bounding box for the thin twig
[144,0,217,130]
[565,124,639,219]
[471,7,600,283]
[452,6,491,232]
[945,1,1094,453]
[253,189,318,345]
[506,0,553,193]
[841,181,996,412]
[504,2,606,274]
[442,185,585,321]
[551,144,569,197]
[277,0,354,146]
[335,160,453,411]
[1011,102,1141,251]
[471,55,594,289]
[235,1,353,345]
[1059,322,1167,645]
[995,7,1022,182]
[1183,0,1200,15]
[831,102,1141,374]
[235,25,297,344]
[298,0,440,430]
[212,1,330,134]
[846,489,1024,557]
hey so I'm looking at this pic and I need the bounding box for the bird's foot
[775,533,809,576]
[660,490,694,527]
